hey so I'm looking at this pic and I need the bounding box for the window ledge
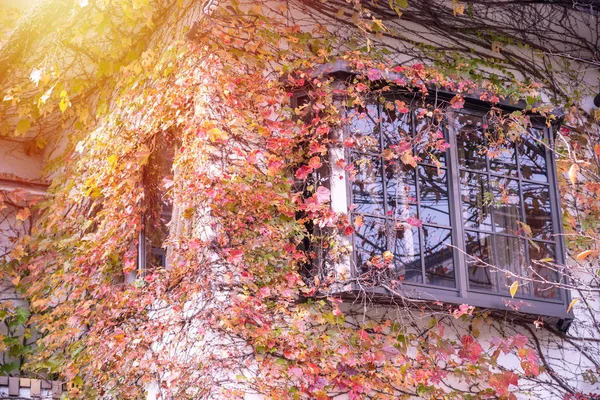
[326,283,574,333]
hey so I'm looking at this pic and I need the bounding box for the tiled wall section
[0,376,62,399]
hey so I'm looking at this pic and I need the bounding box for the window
[345,96,570,320]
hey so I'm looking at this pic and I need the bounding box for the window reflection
[348,101,560,303]
[394,223,422,283]
[460,171,492,230]
[489,142,518,178]
[419,165,450,226]
[415,109,447,165]
[381,104,411,148]
[348,104,380,153]
[518,130,548,183]
[355,216,388,271]
[465,231,495,290]
[530,241,560,300]
[352,154,385,216]
[386,160,416,216]
[424,226,455,288]
[523,183,553,240]
[456,114,486,170]
[495,236,528,296]
[491,178,521,234]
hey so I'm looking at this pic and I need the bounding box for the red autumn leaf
[367,68,382,81]
[308,156,322,169]
[309,141,327,155]
[394,100,409,113]
[450,95,465,109]
[489,371,519,396]
[355,83,368,92]
[406,217,422,227]
[295,165,313,180]
[227,249,244,264]
[459,335,483,362]
[343,137,355,148]
[391,141,411,153]
[357,329,370,341]
[314,186,331,205]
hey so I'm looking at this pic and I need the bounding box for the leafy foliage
[0,1,599,399]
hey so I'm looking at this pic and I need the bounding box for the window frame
[339,91,573,324]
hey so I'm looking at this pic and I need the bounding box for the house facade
[1,0,600,399]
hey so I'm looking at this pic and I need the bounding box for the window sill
[329,282,574,332]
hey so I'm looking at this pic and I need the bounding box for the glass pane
[393,222,422,283]
[423,226,455,288]
[381,102,412,148]
[414,108,447,165]
[355,216,388,271]
[518,129,548,183]
[491,178,521,235]
[495,236,528,296]
[352,153,385,216]
[456,113,486,170]
[489,142,518,178]
[529,241,560,300]
[460,171,492,230]
[348,104,380,153]
[385,160,416,216]
[465,230,495,290]
[419,165,450,226]
[523,183,553,240]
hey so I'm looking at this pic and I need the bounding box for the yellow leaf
[568,163,580,185]
[509,281,518,298]
[59,90,70,113]
[401,151,417,168]
[567,298,579,313]
[518,221,532,237]
[383,251,394,263]
[207,127,228,142]
[452,0,465,15]
[107,154,117,167]
[336,7,345,18]
[16,119,31,135]
[575,249,598,261]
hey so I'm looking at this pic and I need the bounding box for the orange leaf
[15,208,31,221]
[207,127,228,142]
[575,249,598,261]
[401,151,417,167]
[568,164,579,185]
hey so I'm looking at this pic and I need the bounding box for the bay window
[345,95,570,323]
